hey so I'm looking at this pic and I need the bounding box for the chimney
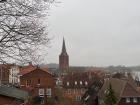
[28,62,32,66]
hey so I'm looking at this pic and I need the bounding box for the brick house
[62,72,100,105]
[98,78,140,105]
[20,67,55,99]
[0,64,20,85]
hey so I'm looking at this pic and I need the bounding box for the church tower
[59,38,69,73]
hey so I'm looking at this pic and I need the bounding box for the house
[9,64,20,85]
[20,67,55,99]
[62,72,100,105]
[0,64,20,85]
[0,85,29,105]
[98,78,140,105]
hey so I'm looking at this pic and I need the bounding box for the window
[46,88,51,97]
[67,82,69,86]
[133,97,138,103]
[39,88,44,97]
[38,79,40,84]
[26,80,30,86]
[126,98,130,103]
[76,96,81,101]
[80,81,82,85]
[75,81,77,85]
[85,81,88,85]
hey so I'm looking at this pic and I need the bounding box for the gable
[21,69,53,78]
[121,83,140,97]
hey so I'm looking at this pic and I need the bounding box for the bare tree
[0,0,54,64]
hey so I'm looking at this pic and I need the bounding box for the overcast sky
[45,0,140,67]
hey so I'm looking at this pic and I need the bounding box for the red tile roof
[19,64,36,75]
[62,72,99,89]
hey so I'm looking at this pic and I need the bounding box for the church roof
[60,38,68,56]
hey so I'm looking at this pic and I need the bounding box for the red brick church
[59,38,69,74]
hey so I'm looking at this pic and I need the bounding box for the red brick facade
[20,68,55,98]
[59,54,69,71]
[62,72,99,105]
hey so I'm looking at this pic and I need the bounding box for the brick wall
[20,69,55,97]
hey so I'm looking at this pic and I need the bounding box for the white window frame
[39,88,44,97]
[46,88,52,97]
[76,96,81,101]
[133,97,138,103]
[85,81,88,85]
[67,82,69,86]
[75,81,77,85]
[80,81,82,85]
[126,97,130,103]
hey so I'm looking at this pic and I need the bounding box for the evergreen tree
[104,83,118,105]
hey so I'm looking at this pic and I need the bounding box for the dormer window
[85,81,88,85]
[67,82,69,86]
[80,81,82,85]
[133,97,138,103]
[126,98,130,103]
[75,81,77,85]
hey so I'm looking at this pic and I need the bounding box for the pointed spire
[62,37,67,54]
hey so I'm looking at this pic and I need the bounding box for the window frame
[126,97,130,103]
[133,97,138,103]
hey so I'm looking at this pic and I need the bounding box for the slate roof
[0,85,29,100]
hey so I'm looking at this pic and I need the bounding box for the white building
[9,65,20,85]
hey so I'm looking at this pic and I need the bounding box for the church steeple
[62,38,66,53]
[61,38,67,54]
[59,38,69,73]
